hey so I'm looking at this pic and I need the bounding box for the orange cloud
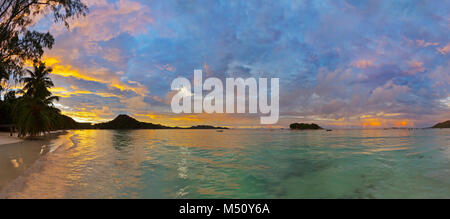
[49,87,120,98]
[134,113,163,119]
[62,110,107,123]
[43,57,148,96]
[169,115,201,122]
[92,106,113,117]
[362,118,382,127]
[43,57,61,66]
[351,59,374,68]
[60,105,117,123]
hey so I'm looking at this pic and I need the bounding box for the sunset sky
[28,0,449,128]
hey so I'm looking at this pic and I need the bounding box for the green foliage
[14,95,61,137]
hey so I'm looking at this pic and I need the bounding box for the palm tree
[14,63,61,138]
[21,64,55,99]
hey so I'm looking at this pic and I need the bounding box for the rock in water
[289,123,323,130]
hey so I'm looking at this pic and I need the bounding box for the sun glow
[362,118,382,127]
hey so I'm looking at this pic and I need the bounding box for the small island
[188,125,228,129]
[289,123,323,130]
[431,120,450,128]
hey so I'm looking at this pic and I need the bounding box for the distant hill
[58,115,93,129]
[60,114,227,130]
[289,123,323,130]
[431,120,450,128]
[94,114,168,129]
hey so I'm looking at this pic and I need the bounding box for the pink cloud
[416,39,439,47]
[155,64,176,72]
[351,59,374,68]
[53,0,154,41]
[406,60,426,75]
[437,43,450,55]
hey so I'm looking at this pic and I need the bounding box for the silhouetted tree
[14,63,60,137]
[21,63,55,99]
[0,0,88,80]
[0,90,17,125]
[0,1,87,135]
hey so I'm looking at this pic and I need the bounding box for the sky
[31,0,449,128]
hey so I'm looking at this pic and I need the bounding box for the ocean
[1,129,449,198]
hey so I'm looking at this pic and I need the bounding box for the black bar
[0,199,436,218]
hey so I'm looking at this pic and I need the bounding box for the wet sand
[0,132,22,145]
[0,131,67,192]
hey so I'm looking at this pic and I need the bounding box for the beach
[0,131,69,194]
[0,132,23,146]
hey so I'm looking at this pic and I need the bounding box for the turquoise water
[1,129,449,198]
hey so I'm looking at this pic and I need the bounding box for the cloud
[351,60,374,69]
[416,40,439,48]
[52,0,153,41]
[30,0,449,128]
[49,86,121,98]
[406,60,426,75]
[437,43,450,55]
[43,57,149,98]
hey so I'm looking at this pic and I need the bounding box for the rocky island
[289,123,323,130]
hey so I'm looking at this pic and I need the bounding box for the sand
[0,131,69,194]
[0,132,23,145]
[0,130,68,146]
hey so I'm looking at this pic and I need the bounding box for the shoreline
[0,131,71,197]
[0,132,23,146]
[0,130,68,146]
